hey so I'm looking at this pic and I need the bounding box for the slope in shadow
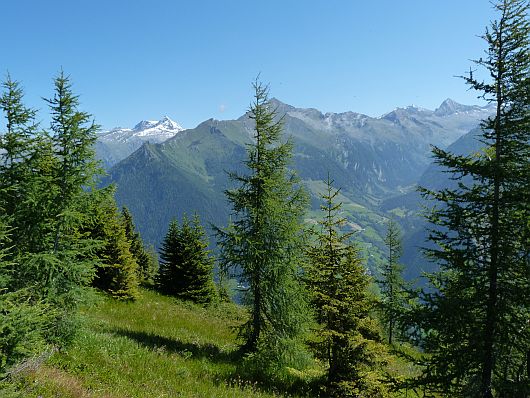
[110,327,240,364]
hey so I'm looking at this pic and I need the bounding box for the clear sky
[1,0,495,130]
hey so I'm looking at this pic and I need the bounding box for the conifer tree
[378,219,409,345]
[158,215,216,305]
[0,217,47,376]
[417,1,530,396]
[0,72,104,352]
[216,79,309,357]
[122,206,158,286]
[86,189,139,300]
[307,176,389,397]
[0,74,36,169]
[158,220,180,293]
[45,70,100,254]
[0,74,40,251]
[31,71,102,344]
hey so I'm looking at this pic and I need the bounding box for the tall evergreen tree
[45,70,101,254]
[307,176,389,398]
[29,71,102,345]
[378,219,409,345]
[417,1,530,396]
[158,219,180,294]
[0,75,36,183]
[0,74,39,250]
[216,79,309,356]
[0,217,47,376]
[0,71,108,358]
[122,206,158,286]
[85,189,139,300]
[158,215,216,305]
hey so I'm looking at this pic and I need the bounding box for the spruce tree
[0,74,40,251]
[158,215,216,305]
[417,1,530,396]
[0,217,47,376]
[158,220,180,294]
[45,70,100,254]
[86,189,139,300]
[216,79,309,357]
[307,176,389,398]
[0,72,104,352]
[33,71,102,344]
[378,219,409,345]
[122,206,158,286]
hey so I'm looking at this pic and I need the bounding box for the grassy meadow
[4,289,321,397]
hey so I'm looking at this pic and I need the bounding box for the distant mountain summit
[434,98,490,117]
[103,116,183,143]
[96,116,184,167]
[103,97,495,255]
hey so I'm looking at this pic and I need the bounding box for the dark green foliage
[0,218,48,376]
[34,72,102,344]
[0,290,48,376]
[306,176,389,398]
[378,219,410,345]
[84,189,139,300]
[417,1,530,396]
[0,75,49,256]
[45,70,101,254]
[122,206,158,286]
[216,79,310,362]
[0,75,38,225]
[158,215,216,305]
[0,72,103,354]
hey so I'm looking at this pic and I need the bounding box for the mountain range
[96,116,184,168]
[98,98,494,275]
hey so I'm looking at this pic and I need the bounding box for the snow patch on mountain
[100,116,184,144]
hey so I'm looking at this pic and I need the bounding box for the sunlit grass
[8,290,317,397]
[6,289,427,397]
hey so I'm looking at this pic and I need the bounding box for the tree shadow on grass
[109,327,242,364]
[108,326,319,396]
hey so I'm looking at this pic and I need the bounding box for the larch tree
[32,71,102,345]
[216,79,309,359]
[45,70,101,254]
[0,75,39,251]
[417,1,530,396]
[0,77,52,368]
[0,216,47,376]
[306,175,389,398]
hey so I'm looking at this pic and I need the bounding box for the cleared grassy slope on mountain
[8,290,317,397]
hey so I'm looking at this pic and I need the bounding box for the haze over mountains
[98,98,494,277]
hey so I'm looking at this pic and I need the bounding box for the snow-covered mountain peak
[133,120,158,131]
[99,116,184,145]
[156,115,182,130]
[132,116,183,132]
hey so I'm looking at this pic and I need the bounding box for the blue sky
[1,1,495,130]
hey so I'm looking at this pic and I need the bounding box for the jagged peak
[156,115,183,130]
[132,116,183,131]
[267,97,295,112]
[435,98,475,116]
[133,119,158,131]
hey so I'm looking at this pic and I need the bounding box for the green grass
[4,289,427,398]
[7,290,317,398]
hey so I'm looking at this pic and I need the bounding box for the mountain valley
[99,99,494,275]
